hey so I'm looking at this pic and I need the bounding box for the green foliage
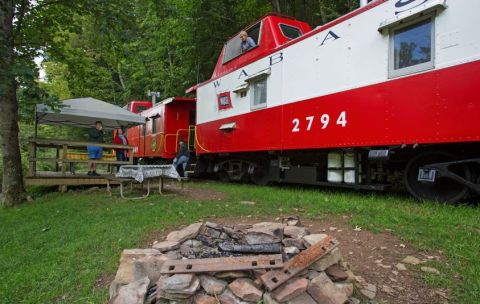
[41,0,269,104]
[10,1,98,121]
[39,62,71,100]
[40,0,355,105]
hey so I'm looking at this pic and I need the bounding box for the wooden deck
[25,138,135,189]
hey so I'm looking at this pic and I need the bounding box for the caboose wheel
[217,169,231,182]
[404,152,471,203]
[250,159,271,186]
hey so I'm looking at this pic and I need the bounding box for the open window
[217,92,232,110]
[279,24,302,40]
[389,16,435,78]
[223,22,262,64]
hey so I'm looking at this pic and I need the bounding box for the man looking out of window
[240,31,256,52]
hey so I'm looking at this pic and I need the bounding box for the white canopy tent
[35,97,145,130]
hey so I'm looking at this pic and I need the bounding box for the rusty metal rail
[260,235,339,291]
[160,254,283,274]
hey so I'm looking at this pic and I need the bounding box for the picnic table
[109,165,180,199]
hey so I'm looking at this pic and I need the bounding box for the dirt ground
[140,184,450,304]
[165,182,229,201]
[299,217,448,304]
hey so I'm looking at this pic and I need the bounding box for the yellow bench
[67,152,116,161]
[66,152,117,174]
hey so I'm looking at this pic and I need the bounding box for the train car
[126,97,196,163]
[126,100,153,114]
[187,0,480,202]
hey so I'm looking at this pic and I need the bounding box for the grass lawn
[1,182,479,303]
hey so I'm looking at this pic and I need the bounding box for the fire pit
[109,218,366,304]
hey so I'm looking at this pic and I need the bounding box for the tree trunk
[0,0,25,207]
[318,0,328,25]
[270,0,281,13]
[117,62,126,91]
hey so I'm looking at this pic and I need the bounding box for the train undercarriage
[194,143,480,203]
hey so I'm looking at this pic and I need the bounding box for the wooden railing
[28,138,135,177]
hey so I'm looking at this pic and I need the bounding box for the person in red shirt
[112,127,128,172]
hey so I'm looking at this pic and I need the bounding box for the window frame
[136,105,149,113]
[151,116,157,134]
[388,14,435,78]
[217,91,233,111]
[222,21,263,64]
[278,23,303,40]
[250,77,268,111]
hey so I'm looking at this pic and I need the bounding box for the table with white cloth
[110,165,180,199]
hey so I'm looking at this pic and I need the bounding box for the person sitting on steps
[173,139,190,177]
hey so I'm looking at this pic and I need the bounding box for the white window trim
[388,14,435,79]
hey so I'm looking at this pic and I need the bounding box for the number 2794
[291,111,347,132]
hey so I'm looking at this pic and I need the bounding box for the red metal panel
[143,103,166,158]
[196,60,480,154]
[126,125,143,158]
[196,106,283,154]
[164,104,179,158]
[164,101,196,158]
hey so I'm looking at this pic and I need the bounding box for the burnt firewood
[218,242,282,254]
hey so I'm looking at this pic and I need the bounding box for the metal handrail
[194,126,210,152]
[163,133,177,153]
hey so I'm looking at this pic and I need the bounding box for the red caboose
[126,97,196,163]
[189,1,480,202]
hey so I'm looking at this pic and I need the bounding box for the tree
[0,0,24,207]
[45,0,272,103]
[0,0,96,207]
[270,0,281,12]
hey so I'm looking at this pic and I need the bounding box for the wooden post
[61,144,67,176]
[28,141,35,177]
[55,148,60,172]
